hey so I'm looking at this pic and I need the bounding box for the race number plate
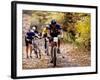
[53,37,58,42]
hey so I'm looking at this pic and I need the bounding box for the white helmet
[32,26,36,31]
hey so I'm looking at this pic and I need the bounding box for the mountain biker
[48,19,62,63]
[25,26,40,58]
[42,25,49,55]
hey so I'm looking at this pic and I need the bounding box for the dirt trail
[22,39,90,69]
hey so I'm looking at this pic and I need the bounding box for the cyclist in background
[42,25,49,55]
[25,26,40,58]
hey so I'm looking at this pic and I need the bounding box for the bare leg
[50,42,53,63]
[30,44,32,58]
[57,39,60,53]
[26,46,28,58]
[58,39,60,49]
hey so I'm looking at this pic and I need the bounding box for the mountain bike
[32,38,41,59]
[51,36,59,67]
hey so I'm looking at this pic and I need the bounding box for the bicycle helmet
[51,19,56,25]
[32,26,36,31]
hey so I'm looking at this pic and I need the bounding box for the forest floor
[22,38,91,69]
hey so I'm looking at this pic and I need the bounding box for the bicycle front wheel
[53,47,57,67]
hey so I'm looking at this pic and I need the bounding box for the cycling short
[25,38,32,46]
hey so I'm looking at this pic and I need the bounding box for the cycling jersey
[42,27,48,35]
[48,24,61,37]
[26,32,35,40]
[49,24,61,30]
[25,30,38,46]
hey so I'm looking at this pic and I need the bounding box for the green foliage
[23,10,91,50]
[75,15,91,49]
